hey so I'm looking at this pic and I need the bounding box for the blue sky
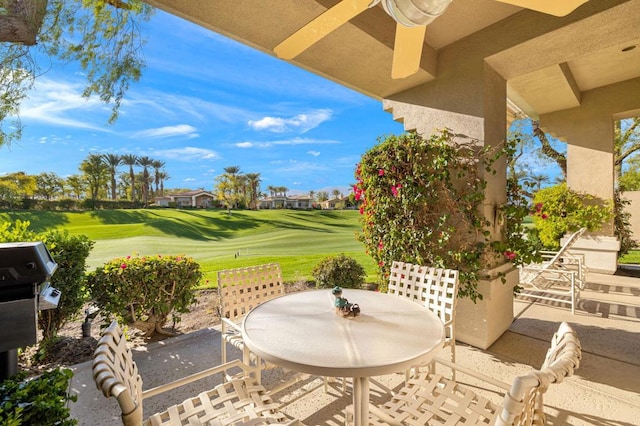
[1,8,406,196]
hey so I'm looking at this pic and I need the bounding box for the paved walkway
[69,271,640,425]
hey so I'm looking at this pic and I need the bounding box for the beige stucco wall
[622,191,640,243]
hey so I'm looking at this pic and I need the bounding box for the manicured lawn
[619,250,640,265]
[0,208,376,287]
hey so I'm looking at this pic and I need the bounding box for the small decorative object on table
[332,286,360,318]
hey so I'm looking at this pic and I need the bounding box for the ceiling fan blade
[391,24,427,79]
[494,0,589,17]
[274,0,373,59]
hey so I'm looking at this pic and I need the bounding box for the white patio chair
[92,320,305,426]
[518,227,587,314]
[218,263,284,378]
[218,263,309,394]
[388,261,459,380]
[346,321,581,425]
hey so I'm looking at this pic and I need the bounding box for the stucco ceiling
[144,0,640,121]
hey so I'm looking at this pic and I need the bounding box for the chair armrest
[221,317,242,333]
[142,359,252,399]
[433,357,511,391]
[521,265,576,276]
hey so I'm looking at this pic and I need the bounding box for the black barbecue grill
[0,242,58,380]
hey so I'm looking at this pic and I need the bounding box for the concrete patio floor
[68,270,640,425]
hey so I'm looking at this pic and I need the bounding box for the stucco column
[383,62,517,349]
[540,105,620,273]
[542,115,615,217]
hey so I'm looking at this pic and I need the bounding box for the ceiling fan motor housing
[381,0,453,26]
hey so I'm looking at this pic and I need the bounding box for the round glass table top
[242,288,445,378]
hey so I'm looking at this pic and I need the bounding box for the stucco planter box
[456,263,518,350]
[562,234,620,275]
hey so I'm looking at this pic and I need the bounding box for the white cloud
[19,78,114,132]
[132,125,199,139]
[248,109,332,133]
[123,90,254,124]
[277,161,328,173]
[235,142,254,148]
[307,150,320,157]
[152,147,220,161]
[234,137,339,148]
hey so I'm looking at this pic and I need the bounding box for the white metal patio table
[242,288,445,426]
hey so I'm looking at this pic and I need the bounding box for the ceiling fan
[274,0,590,79]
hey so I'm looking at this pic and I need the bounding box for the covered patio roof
[144,0,640,130]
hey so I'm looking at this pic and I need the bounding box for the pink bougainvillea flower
[503,251,517,261]
[391,183,402,197]
[126,255,131,259]
[378,241,384,250]
[120,263,127,269]
[535,203,543,212]
[541,213,548,219]
[359,206,365,214]
[378,261,384,267]
[378,169,385,176]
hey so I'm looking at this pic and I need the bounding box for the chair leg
[243,346,262,384]
[570,274,576,315]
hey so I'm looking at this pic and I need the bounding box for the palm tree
[332,188,341,200]
[156,171,170,197]
[528,173,550,192]
[137,156,154,207]
[102,153,122,200]
[245,173,261,209]
[80,154,109,201]
[151,160,166,196]
[121,154,138,201]
[223,166,242,208]
[267,185,276,197]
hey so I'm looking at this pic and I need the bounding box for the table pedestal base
[352,377,369,426]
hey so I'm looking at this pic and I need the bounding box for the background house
[155,190,216,208]
[259,195,313,209]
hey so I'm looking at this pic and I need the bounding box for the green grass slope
[0,209,376,286]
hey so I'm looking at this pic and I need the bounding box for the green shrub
[532,183,614,249]
[0,368,77,426]
[87,254,203,336]
[312,254,365,289]
[614,189,638,257]
[0,220,35,241]
[38,230,94,340]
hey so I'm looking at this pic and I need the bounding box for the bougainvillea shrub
[87,254,203,336]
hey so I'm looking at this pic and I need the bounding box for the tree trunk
[0,0,48,45]
[532,121,567,177]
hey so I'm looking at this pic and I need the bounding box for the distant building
[320,195,359,210]
[155,190,216,208]
[259,194,313,209]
